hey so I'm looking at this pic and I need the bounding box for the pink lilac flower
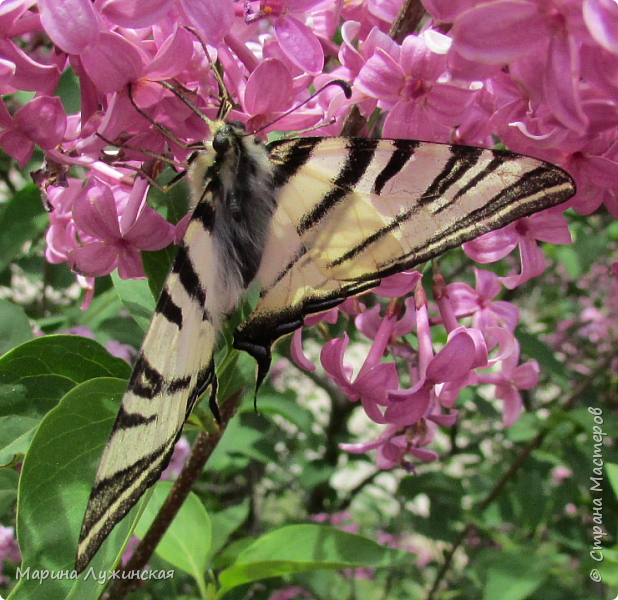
[475,339,540,426]
[355,32,475,139]
[462,209,573,289]
[68,177,174,279]
[446,268,520,333]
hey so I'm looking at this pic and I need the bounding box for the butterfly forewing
[234,137,575,385]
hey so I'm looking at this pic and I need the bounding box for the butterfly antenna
[183,25,234,121]
[250,79,352,136]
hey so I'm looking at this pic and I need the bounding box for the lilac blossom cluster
[1,0,616,470]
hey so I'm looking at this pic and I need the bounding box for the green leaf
[134,480,212,586]
[0,300,33,355]
[217,524,413,596]
[479,547,548,600]
[111,271,156,332]
[0,185,48,273]
[210,501,250,557]
[12,378,136,600]
[0,336,130,468]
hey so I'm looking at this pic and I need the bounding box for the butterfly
[75,103,575,572]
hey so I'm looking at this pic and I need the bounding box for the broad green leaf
[0,185,48,273]
[479,548,548,600]
[134,480,212,587]
[12,378,135,600]
[210,501,250,558]
[0,300,33,355]
[111,271,155,332]
[0,336,130,467]
[217,524,413,596]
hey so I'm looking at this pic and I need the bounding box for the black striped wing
[76,214,219,573]
[233,137,575,385]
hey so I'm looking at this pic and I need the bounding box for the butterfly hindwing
[76,214,218,572]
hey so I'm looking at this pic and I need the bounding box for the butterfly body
[76,123,575,571]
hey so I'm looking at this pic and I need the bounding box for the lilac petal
[583,0,618,54]
[355,305,382,340]
[375,446,398,469]
[496,384,523,427]
[100,0,173,28]
[368,0,401,23]
[340,439,384,453]
[512,360,540,390]
[72,181,121,241]
[287,0,326,11]
[462,225,518,263]
[408,448,439,463]
[0,39,62,94]
[320,334,354,387]
[484,327,516,364]
[379,440,405,464]
[383,100,451,141]
[275,15,324,76]
[181,0,234,46]
[356,48,404,100]
[38,0,103,54]
[355,362,400,406]
[144,25,194,80]
[428,409,459,427]
[528,211,572,244]
[117,248,145,279]
[290,328,316,372]
[372,271,421,298]
[81,32,144,93]
[384,384,431,426]
[0,129,34,168]
[400,34,444,81]
[544,33,587,134]
[69,241,118,277]
[422,0,477,22]
[488,301,520,333]
[500,238,545,289]
[363,25,401,62]
[426,83,474,124]
[453,0,547,64]
[475,268,501,299]
[447,282,478,315]
[426,331,477,382]
[244,58,293,115]
[125,207,174,251]
[14,95,66,149]
[0,0,32,36]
